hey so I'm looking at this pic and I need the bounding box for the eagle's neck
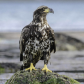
[33,14,48,26]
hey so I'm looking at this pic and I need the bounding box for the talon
[25,63,37,72]
[42,64,52,73]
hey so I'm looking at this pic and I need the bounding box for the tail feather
[20,53,23,61]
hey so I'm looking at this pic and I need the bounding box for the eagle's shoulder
[20,23,42,43]
[21,25,30,37]
[48,27,55,34]
[19,24,31,48]
[45,26,55,39]
[21,24,34,38]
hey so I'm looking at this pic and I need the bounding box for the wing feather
[19,25,30,61]
[45,27,56,53]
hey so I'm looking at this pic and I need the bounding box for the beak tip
[49,8,54,14]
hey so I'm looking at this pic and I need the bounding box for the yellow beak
[44,8,54,13]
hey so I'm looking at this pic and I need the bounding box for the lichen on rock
[5,69,80,84]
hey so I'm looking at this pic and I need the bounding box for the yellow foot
[25,63,37,72]
[42,64,52,73]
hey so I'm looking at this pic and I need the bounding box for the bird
[19,6,56,72]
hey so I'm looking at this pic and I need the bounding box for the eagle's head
[33,6,54,23]
[34,6,54,16]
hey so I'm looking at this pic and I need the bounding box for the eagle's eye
[42,8,46,11]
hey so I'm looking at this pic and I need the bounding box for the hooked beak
[49,8,54,13]
[44,8,54,14]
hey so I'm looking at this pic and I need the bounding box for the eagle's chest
[42,30,48,40]
[38,25,49,40]
[37,26,50,50]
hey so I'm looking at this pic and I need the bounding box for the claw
[42,64,52,73]
[25,63,37,72]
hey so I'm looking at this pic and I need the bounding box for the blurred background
[0,0,84,84]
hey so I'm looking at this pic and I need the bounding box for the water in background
[0,1,84,32]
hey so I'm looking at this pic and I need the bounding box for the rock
[0,63,20,70]
[0,63,21,73]
[5,69,80,84]
[55,33,84,51]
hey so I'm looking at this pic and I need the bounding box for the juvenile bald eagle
[19,6,56,72]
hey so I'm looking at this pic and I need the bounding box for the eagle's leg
[25,54,37,72]
[42,52,52,73]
